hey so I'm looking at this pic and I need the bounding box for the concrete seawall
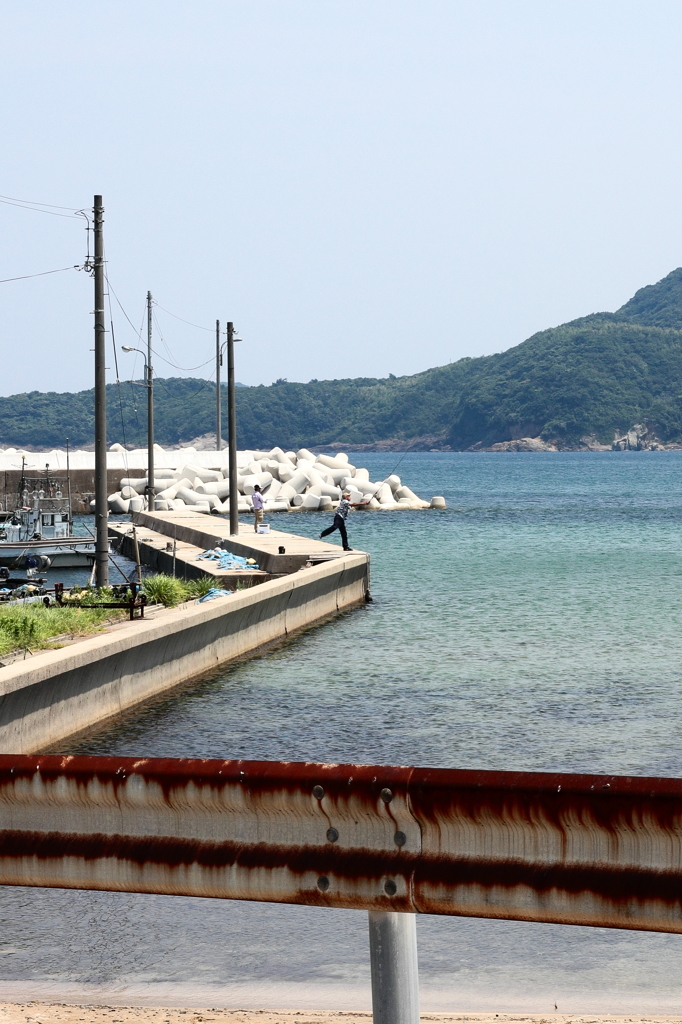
[0,552,368,754]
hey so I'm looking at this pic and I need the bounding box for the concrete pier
[0,518,369,753]
[109,509,349,580]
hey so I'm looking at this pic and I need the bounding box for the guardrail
[2,755,682,1022]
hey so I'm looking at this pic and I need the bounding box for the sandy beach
[1,1010,682,1024]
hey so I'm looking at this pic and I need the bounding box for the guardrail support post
[368,911,420,1024]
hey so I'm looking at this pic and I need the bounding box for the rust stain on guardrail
[1,755,681,932]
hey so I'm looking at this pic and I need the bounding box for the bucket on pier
[257,524,271,534]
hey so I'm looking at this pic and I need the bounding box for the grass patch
[142,573,227,606]
[142,575,189,608]
[183,575,220,599]
[0,573,235,657]
[0,603,125,658]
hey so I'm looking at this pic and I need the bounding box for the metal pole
[216,320,222,451]
[65,438,72,524]
[227,321,238,536]
[93,195,109,588]
[132,525,141,584]
[367,912,419,1024]
[146,291,154,512]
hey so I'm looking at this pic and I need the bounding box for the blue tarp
[197,588,232,603]
[196,548,260,571]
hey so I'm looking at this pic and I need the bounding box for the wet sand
[1,1010,681,1024]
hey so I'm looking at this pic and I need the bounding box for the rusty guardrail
[1,754,682,933]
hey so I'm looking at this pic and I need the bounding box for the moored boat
[0,471,96,568]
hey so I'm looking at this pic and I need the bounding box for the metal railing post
[368,911,419,1024]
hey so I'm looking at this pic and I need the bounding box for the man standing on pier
[252,485,265,532]
[319,490,358,551]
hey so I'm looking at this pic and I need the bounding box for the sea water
[2,452,682,1011]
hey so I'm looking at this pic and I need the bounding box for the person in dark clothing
[319,491,363,550]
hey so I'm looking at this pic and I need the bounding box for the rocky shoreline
[4,425,681,458]
[317,423,682,453]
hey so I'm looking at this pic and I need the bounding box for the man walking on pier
[252,485,265,532]
[320,491,355,551]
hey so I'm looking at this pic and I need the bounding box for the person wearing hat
[251,484,265,532]
[319,491,364,550]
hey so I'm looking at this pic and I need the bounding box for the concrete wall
[1,469,122,514]
[0,554,368,754]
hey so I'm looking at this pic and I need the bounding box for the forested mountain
[4,268,682,451]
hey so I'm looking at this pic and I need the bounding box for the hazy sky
[2,1,682,395]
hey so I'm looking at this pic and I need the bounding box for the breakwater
[105,446,442,514]
[0,445,445,514]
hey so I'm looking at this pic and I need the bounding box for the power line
[176,372,217,403]
[153,302,214,332]
[0,197,84,220]
[103,278,217,418]
[103,241,131,471]
[152,309,183,368]
[151,309,214,371]
[103,284,218,368]
[152,349,215,372]
[0,193,83,210]
[101,267,148,445]
[0,264,81,284]
[104,271,146,344]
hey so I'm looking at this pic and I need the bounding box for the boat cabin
[0,498,72,543]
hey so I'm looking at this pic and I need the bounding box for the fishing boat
[0,468,96,568]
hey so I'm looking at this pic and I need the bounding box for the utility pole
[227,321,238,536]
[146,291,154,511]
[93,194,109,588]
[215,319,222,451]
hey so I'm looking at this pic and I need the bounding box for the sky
[2,1,682,395]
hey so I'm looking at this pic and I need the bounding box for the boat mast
[66,437,73,525]
[93,195,109,587]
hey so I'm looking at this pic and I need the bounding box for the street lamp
[121,337,154,512]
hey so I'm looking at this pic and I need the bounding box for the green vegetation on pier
[0,603,124,658]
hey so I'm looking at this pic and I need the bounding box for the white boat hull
[0,540,97,568]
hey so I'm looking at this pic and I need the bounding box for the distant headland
[4,268,682,452]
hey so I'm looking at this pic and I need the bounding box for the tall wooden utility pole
[215,320,222,451]
[227,321,238,536]
[93,195,109,588]
[146,291,154,510]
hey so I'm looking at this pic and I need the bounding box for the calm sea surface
[3,452,682,1011]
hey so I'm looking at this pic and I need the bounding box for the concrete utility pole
[215,320,222,451]
[227,321,238,536]
[93,195,109,588]
[146,291,154,511]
